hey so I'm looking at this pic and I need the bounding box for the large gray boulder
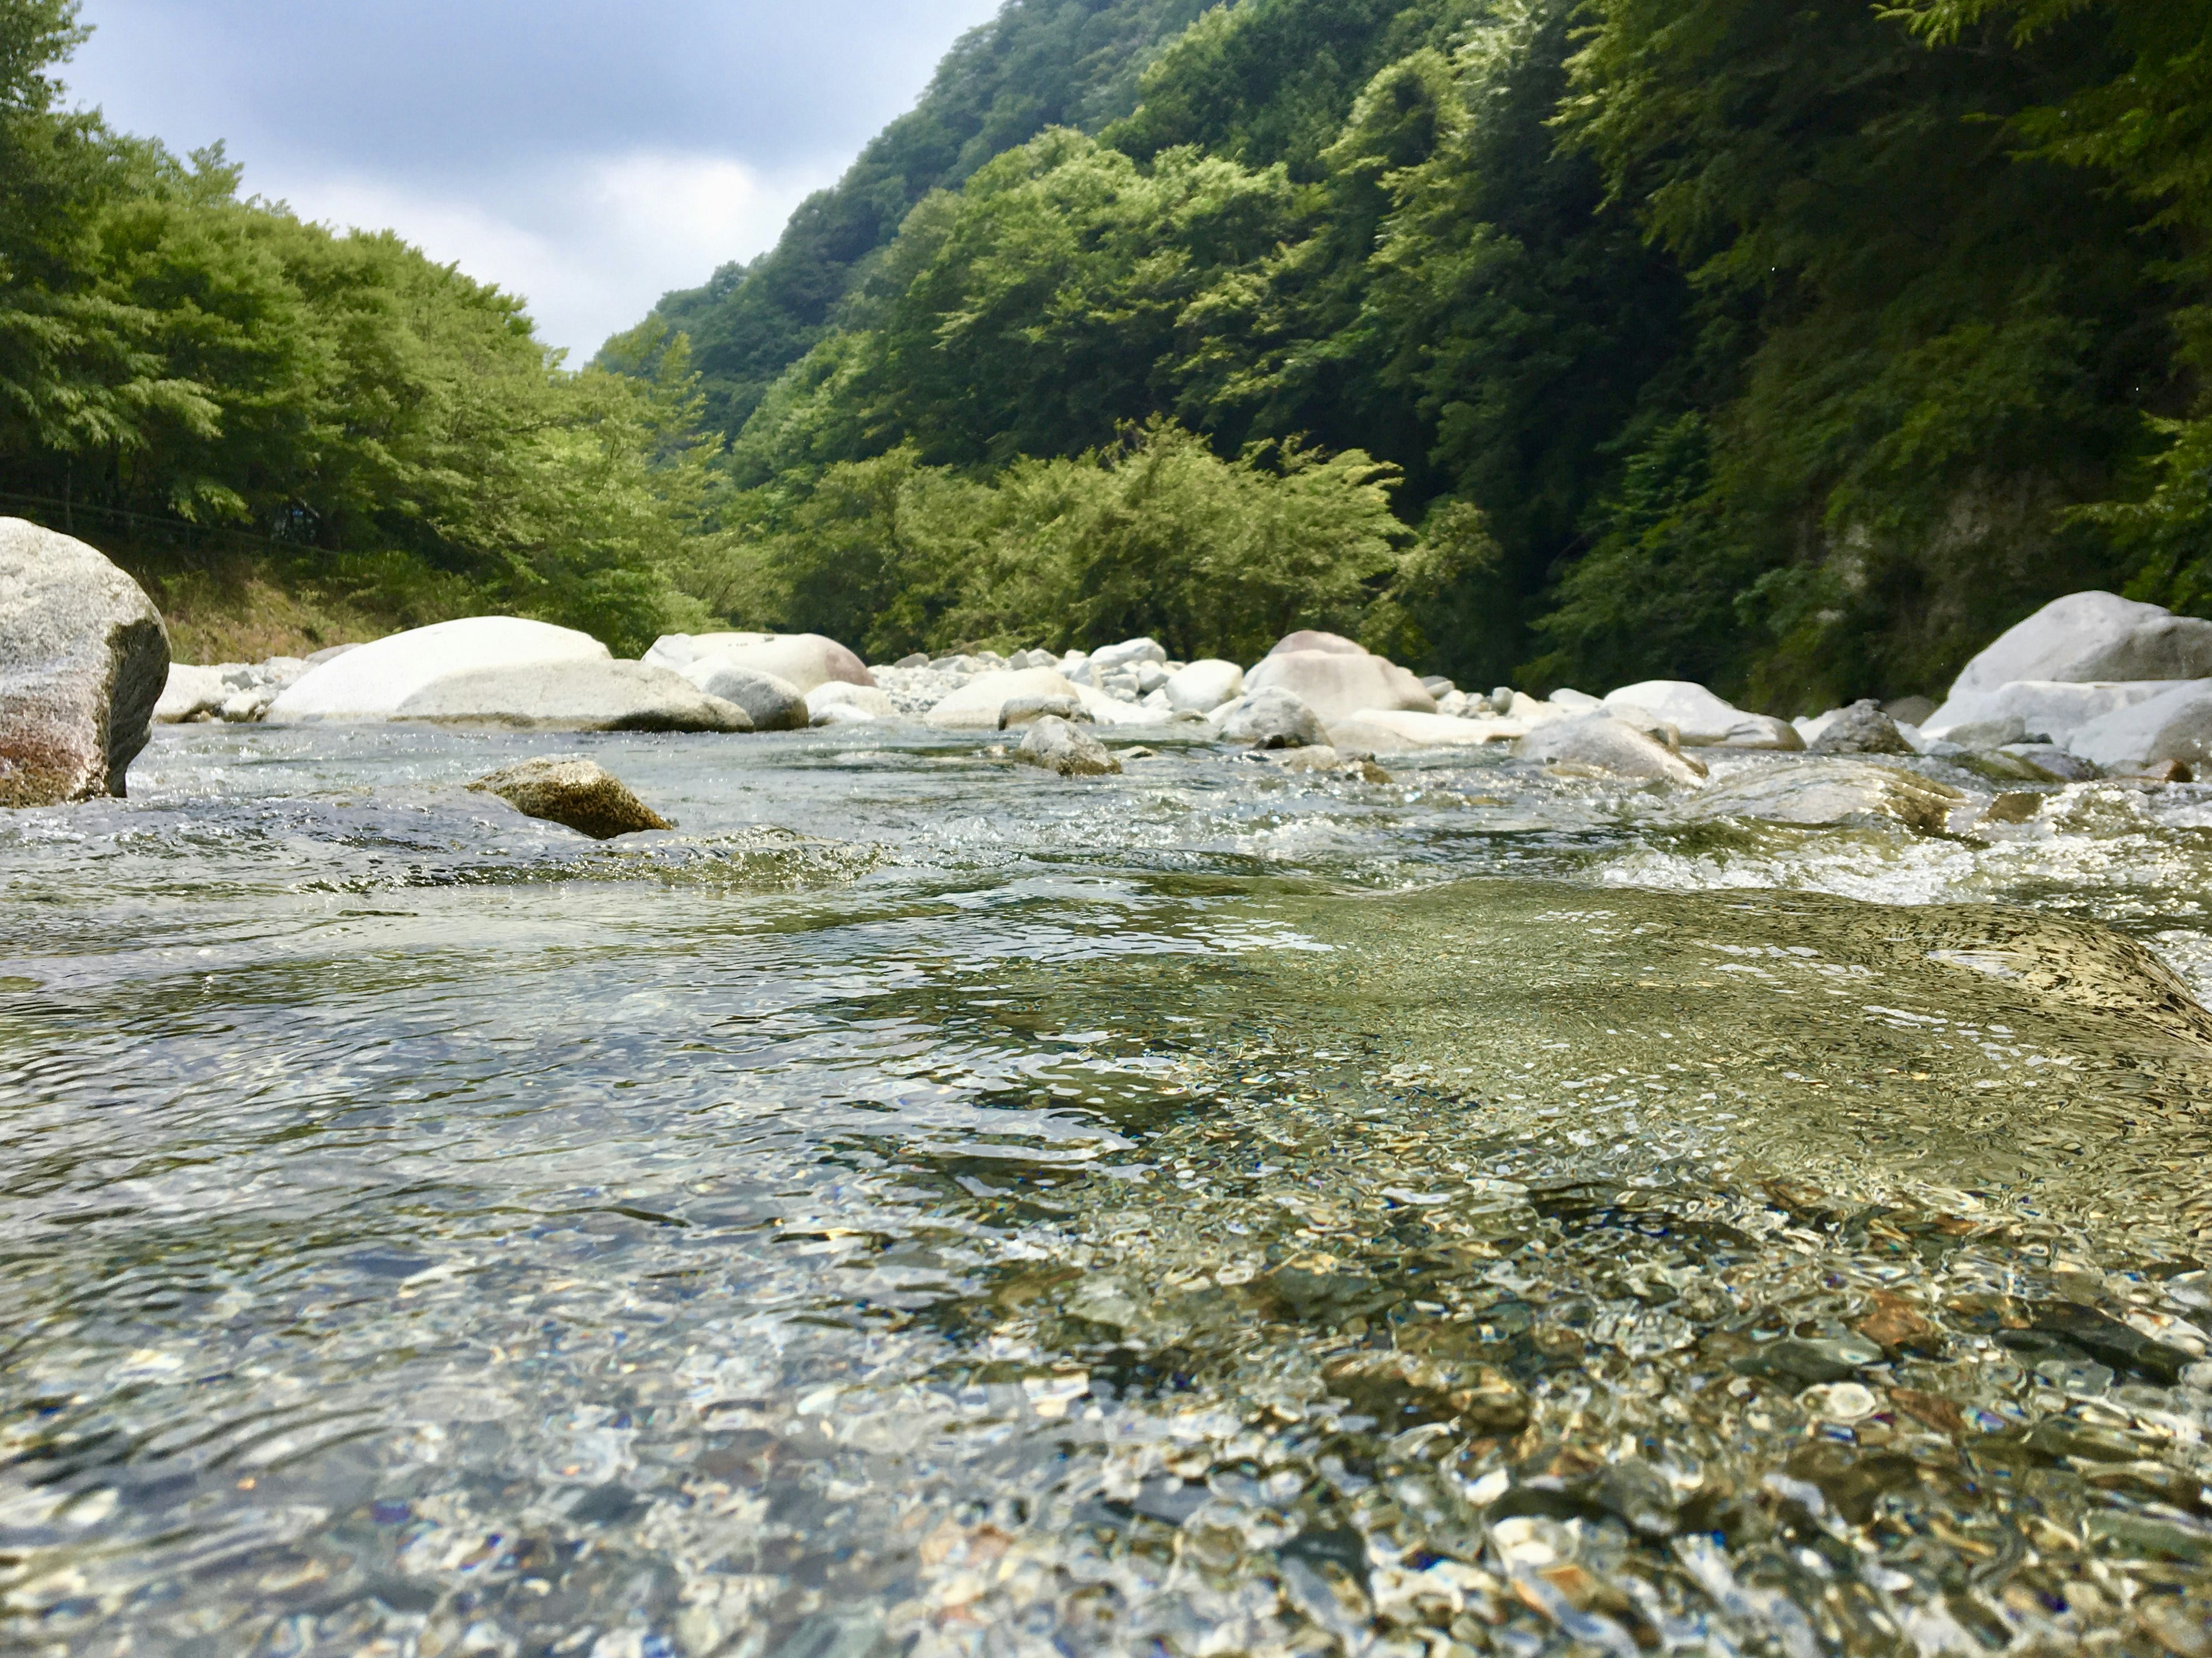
[1602,680,1805,750]
[2066,680,2212,773]
[1245,642,1435,726]
[1680,760,1964,836]
[468,757,672,839]
[395,661,752,731]
[1016,715,1120,776]
[1941,592,2212,711]
[1514,714,1706,784]
[268,617,608,721]
[0,520,169,805]
[1210,688,1327,749]
[676,659,809,730]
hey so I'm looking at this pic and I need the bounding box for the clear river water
[3,724,2211,1657]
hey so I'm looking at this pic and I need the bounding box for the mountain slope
[632,0,1214,437]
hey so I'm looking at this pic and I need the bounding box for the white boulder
[1925,678,2177,746]
[1165,659,1243,714]
[1210,689,1327,749]
[1601,680,1801,749]
[1941,591,2212,715]
[268,617,608,722]
[1087,637,1168,673]
[156,663,230,723]
[1548,688,1604,712]
[393,660,752,731]
[924,668,1082,729]
[1332,710,1505,749]
[1265,629,1368,658]
[806,682,899,725]
[1245,646,1435,726]
[643,632,873,694]
[2066,680,2212,772]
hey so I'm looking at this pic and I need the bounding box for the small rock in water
[1016,715,1120,776]
[1980,791,2046,826]
[1210,688,1325,749]
[1164,658,1244,714]
[1514,714,1706,784]
[1808,700,1913,755]
[468,757,672,839]
[1682,759,1963,834]
[998,693,1088,729]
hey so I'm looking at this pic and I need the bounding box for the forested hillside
[631,0,2212,707]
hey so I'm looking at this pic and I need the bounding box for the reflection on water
[3,724,2210,1656]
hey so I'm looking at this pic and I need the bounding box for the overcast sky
[60,1,1007,357]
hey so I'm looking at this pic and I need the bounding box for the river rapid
[3,724,2211,1658]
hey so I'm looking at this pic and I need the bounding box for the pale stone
[0,519,169,804]
[1334,708,1507,748]
[269,617,608,722]
[1603,680,1747,745]
[1680,760,1964,836]
[642,632,873,694]
[1264,629,1367,658]
[1210,688,1327,749]
[2067,680,2212,772]
[677,658,809,730]
[1016,715,1120,776]
[1165,659,1244,714]
[1245,650,1435,726]
[1087,637,1167,672]
[806,683,898,724]
[925,668,1082,729]
[1925,678,2176,743]
[1514,714,1706,784]
[394,661,751,731]
[1947,591,2212,705]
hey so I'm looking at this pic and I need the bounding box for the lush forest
[631,0,2212,707]
[8,0,2209,705]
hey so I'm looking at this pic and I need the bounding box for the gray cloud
[62,0,1007,351]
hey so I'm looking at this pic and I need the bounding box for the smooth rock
[1680,760,1964,835]
[1245,648,1435,726]
[0,520,169,805]
[1016,715,1120,776]
[395,661,751,731]
[1884,695,1938,727]
[2004,744,2101,783]
[1265,629,1367,658]
[1088,637,1168,673]
[925,668,1082,729]
[269,617,609,722]
[1808,700,1913,756]
[1074,684,1158,726]
[1549,687,1603,712]
[1946,591,2212,706]
[643,632,873,693]
[156,663,230,723]
[1603,680,1748,746]
[468,757,671,839]
[1165,659,1244,714]
[806,682,897,724]
[999,693,1088,729]
[1337,708,1506,749]
[1926,678,2176,744]
[1324,717,1416,754]
[1133,661,1169,695]
[2067,680,2212,772]
[677,659,809,730]
[1514,714,1706,784]
[1719,713,1805,751]
[1211,688,1327,749]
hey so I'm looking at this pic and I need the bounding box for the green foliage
[633,0,1217,436]
[0,5,719,657]
[721,419,1415,663]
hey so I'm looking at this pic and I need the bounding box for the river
[3,723,2209,1656]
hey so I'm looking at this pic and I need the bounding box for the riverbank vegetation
[7,0,2209,705]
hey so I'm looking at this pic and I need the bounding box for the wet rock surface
[1683,758,1964,834]
[0,519,169,805]
[467,756,673,838]
[1016,713,1120,775]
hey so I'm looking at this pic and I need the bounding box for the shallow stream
[4,726,2211,1656]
